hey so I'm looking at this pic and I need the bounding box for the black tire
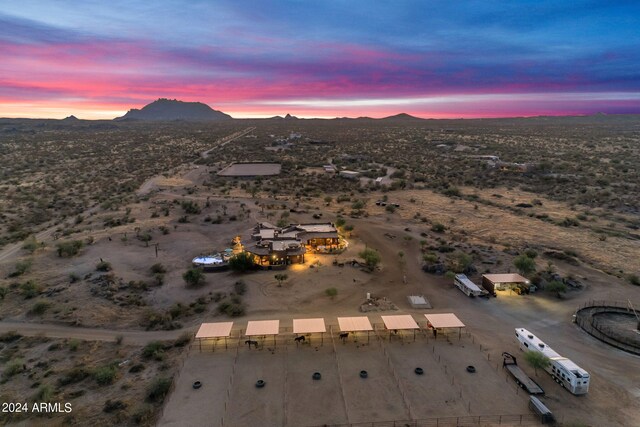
[312,372,321,380]
[256,380,266,388]
[415,367,424,375]
[466,365,476,373]
[360,370,368,378]
[193,381,202,389]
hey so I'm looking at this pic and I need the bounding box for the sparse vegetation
[523,350,550,376]
[359,248,381,270]
[229,252,254,272]
[325,287,338,299]
[55,240,84,257]
[182,267,205,287]
[513,254,537,276]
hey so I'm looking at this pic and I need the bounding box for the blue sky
[1,1,639,118]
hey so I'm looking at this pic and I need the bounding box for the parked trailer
[454,274,486,297]
[529,396,555,424]
[515,328,590,395]
[502,352,544,395]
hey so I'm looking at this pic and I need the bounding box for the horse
[294,335,305,343]
[339,332,349,342]
[245,340,258,348]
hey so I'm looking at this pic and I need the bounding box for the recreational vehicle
[454,274,484,297]
[515,328,590,395]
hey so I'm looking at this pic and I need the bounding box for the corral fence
[574,300,640,356]
[309,413,542,427]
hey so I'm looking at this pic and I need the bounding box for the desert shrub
[132,404,155,424]
[335,217,346,227]
[96,260,112,272]
[325,287,338,298]
[431,223,446,233]
[513,254,536,276]
[103,399,127,413]
[359,248,381,269]
[56,240,83,257]
[22,236,38,253]
[150,263,167,274]
[0,286,7,300]
[68,339,80,351]
[94,365,117,386]
[69,273,81,283]
[146,377,173,403]
[443,186,461,197]
[58,367,91,386]
[228,252,254,273]
[9,259,32,277]
[0,331,22,343]
[628,274,640,286]
[142,341,166,360]
[524,249,538,259]
[3,358,24,379]
[444,271,456,279]
[129,363,145,373]
[169,303,189,319]
[174,332,192,347]
[559,217,580,227]
[234,280,247,295]
[225,303,245,317]
[423,253,438,264]
[29,300,50,315]
[545,280,567,297]
[34,384,54,401]
[180,200,201,214]
[182,268,205,287]
[20,281,40,299]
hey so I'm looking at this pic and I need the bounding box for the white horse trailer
[515,328,590,395]
[454,274,484,297]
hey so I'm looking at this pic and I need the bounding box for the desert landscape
[1,112,639,426]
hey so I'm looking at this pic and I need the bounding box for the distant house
[244,223,341,268]
[339,170,360,179]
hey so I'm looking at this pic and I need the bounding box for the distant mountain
[61,115,80,122]
[381,113,424,120]
[115,98,232,121]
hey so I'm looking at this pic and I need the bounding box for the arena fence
[575,300,640,356]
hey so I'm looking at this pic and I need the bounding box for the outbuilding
[482,273,531,295]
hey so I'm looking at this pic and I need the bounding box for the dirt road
[0,320,194,345]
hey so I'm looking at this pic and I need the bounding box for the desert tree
[524,350,550,376]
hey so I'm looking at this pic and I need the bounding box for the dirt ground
[2,163,640,426]
[161,330,536,427]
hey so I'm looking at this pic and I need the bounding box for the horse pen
[159,317,538,426]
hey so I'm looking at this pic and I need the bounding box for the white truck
[454,274,486,297]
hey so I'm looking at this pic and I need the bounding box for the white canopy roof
[195,322,233,339]
[424,313,465,329]
[338,316,373,332]
[245,320,280,336]
[293,318,326,334]
[482,273,529,284]
[381,315,419,330]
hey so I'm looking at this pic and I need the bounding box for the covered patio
[381,315,420,342]
[245,319,280,347]
[195,322,233,352]
[293,318,326,346]
[424,313,466,339]
[337,316,373,343]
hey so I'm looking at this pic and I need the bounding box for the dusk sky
[2,1,640,119]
